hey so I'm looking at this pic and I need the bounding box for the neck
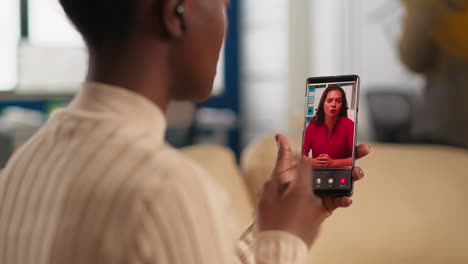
[86,40,172,112]
[325,115,339,129]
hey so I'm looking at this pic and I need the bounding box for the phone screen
[302,75,359,196]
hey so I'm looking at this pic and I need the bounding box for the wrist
[255,231,309,261]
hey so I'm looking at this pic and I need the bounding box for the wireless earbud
[174,4,187,32]
[175,5,185,16]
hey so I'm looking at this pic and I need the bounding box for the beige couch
[182,135,468,264]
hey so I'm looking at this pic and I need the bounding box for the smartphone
[302,75,360,196]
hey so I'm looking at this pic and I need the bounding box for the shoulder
[91,144,230,259]
[132,141,217,192]
[139,142,228,205]
[340,116,355,126]
[104,141,227,224]
[306,120,321,130]
[131,145,230,227]
[54,109,225,200]
[80,122,222,202]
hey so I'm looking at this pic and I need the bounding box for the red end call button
[339,177,346,184]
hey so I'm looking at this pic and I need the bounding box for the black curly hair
[59,0,139,47]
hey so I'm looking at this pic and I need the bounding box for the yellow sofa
[182,135,468,264]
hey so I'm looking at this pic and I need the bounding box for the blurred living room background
[2,1,468,263]
[0,0,426,165]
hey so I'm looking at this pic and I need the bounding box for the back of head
[59,0,138,48]
[59,0,229,104]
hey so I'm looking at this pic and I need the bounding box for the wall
[350,0,423,140]
[241,0,289,146]
[0,0,19,91]
[288,0,424,141]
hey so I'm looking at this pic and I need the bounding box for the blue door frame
[199,0,241,157]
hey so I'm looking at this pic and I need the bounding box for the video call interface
[302,81,357,171]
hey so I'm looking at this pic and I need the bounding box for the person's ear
[161,0,188,38]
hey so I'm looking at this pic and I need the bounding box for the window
[28,0,83,46]
[5,0,225,94]
[0,0,20,91]
[18,0,86,92]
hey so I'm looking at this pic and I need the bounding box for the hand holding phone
[257,134,369,247]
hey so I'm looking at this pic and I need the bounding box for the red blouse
[303,116,355,159]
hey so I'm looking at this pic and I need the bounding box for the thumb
[272,134,296,184]
[291,156,312,192]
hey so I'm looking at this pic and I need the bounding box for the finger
[322,197,353,216]
[355,144,371,160]
[340,197,353,207]
[274,134,296,174]
[290,157,312,192]
[318,155,329,160]
[276,166,297,184]
[274,134,294,171]
[272,134,295,186]
[335,196,353,209]
[292,153,301,166]
[352,167,364,181]
[260,180,272,196]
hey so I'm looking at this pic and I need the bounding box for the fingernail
[275,135,280,148]
[367,144,371,150]
[359,168,364,178]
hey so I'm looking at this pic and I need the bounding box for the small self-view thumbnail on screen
[302,82,357,169]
